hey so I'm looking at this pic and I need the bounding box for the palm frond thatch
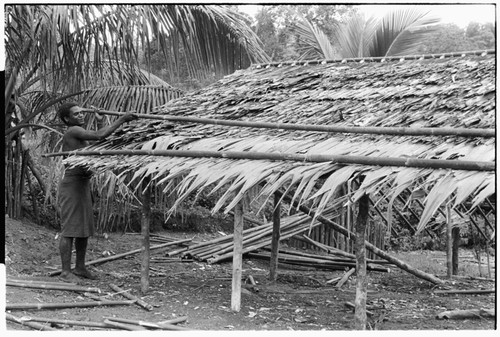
[63,52,495,233]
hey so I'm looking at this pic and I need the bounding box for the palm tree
[293,6,440,60]
[4,4,270,220]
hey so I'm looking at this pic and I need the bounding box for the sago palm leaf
[334,12,378,58]
[292,16,338,60]
[79,85,183,116]
[371,6,440,57]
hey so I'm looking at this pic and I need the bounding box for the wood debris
[436,308,495,320]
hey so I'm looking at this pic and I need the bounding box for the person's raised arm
[67,113,137,141]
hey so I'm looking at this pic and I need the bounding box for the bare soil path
[4,216,496,331]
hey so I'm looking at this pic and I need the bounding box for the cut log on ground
[109,283,154,311]
[436,308,495,319]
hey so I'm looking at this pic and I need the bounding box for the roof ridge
[251,49,495,68]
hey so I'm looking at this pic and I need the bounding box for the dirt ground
[4,215,497,331]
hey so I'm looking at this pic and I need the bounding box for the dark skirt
[58,173,95,238]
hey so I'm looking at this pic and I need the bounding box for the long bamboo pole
[6,300,136,310]
[48,239,191,276]
[5,313,57,331]
[104,317,190,331]
[103,319,148,331]
[6,280,101,293]
[18,316,110,329]
[82,109,495,138]
[44,149,495,171]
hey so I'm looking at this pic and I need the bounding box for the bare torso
[62,126,90,152]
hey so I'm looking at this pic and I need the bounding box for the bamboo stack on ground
[247,250,390,272]
[168,209,335,264]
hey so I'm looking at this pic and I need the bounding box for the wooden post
[446,203,453,278]
[354,194,369,330]
[276,191,444,284]
[140,179,151,294]
[484,223,491,278]
[269,192,281,281]
[231,201,244,312]
[452,226,460,275]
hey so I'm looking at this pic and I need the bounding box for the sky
[239,3,496,28]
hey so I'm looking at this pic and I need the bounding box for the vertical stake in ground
[354,193,369,330]
[452,226,460,275]
[269,192,281,281]
[231,200,244,312]
[446,201,453,278]
[141,178,151,294]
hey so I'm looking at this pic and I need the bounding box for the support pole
[140,179,151,294]
[231,201,244,312]
[269,193,281,281]
[354,194,369,330]
[446,202,453,278]
[277,191,443,284]
[452,227,460,275]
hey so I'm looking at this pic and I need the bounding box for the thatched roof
[65,50,496,233]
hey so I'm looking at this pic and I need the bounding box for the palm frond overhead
[5,4,270,97]
[293,16,338,60]
[62,51,495,233]
[371,6,440,57]
[334,12,379,58]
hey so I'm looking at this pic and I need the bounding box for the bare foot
[58,271,81,284]
[73,268,98,280]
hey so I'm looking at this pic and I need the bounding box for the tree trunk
[354,194,369,330]
[140,179,151,294]
[26,151,47,194]
[269,192,281,282]
[231,201,244,312]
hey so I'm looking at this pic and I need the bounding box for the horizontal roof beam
[252,49,496,67]
[44,149,495,172]
[83,110,495,138]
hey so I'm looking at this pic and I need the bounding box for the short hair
[58,102,78,124]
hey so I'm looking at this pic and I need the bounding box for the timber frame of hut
[53,49,495,312]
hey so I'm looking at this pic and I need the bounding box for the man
[57,102,137,282]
